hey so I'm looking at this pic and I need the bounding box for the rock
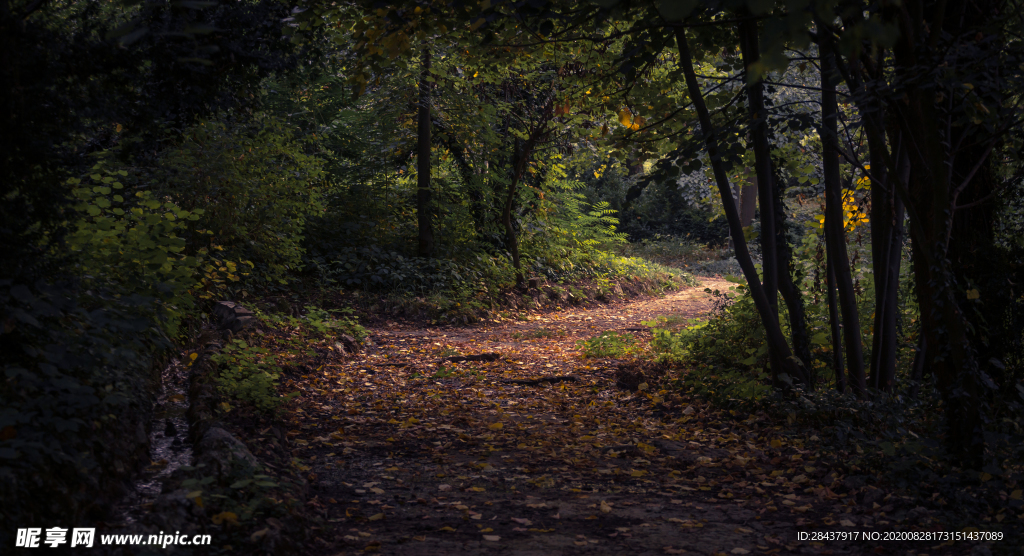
[338,334,359,354]
[528,277,542,290]
[195,426,258,476]
[212,301,257,333]
[231,315,256,333]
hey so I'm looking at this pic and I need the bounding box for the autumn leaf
[212,511,239,526]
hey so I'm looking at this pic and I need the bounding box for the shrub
[211,340,296,414]
[67,158,203,335]
[153,116,324,286]
[579,331,640,358]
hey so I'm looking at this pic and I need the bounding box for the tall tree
[677,28,808,385]
[417,48,435,257]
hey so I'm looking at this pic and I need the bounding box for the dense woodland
[3,0,1024,552]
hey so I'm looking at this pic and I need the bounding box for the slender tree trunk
[502,133,542,285]
[817,0,995,466]
[774,169,813,374]
[738,19,779,317]
[416,48,434,258]
[869,136,908,392]
[820,49,867,397]
[826,253,846,392]
[675,28,808,385]
[909,335,926,399]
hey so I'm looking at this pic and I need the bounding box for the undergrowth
[578,331,642,358]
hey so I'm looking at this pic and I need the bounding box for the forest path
[283,279,877,555]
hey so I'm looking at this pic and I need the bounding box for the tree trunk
[416,48,434,258]
[675,28,807,385]
[820,49,867,397]
[826,253,846,392]
[868,135,908,392]
[739,174,757,228]
[738,19,779,318]
[774,168,813,374]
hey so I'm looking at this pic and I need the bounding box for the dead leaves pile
[240,306,959,555]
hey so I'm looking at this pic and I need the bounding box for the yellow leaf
[488,422,503,430]
[439,526,456,532]
[966,289,980,300]
[369,513,384,521]
[617,108,633,127]
[770,439,782,449]
[212,511,239,526]
[600,500,612,513]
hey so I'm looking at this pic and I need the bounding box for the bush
[579,331,640,358]
[153,115,325,286]
[66,157,202,336]
[211,340,295,414]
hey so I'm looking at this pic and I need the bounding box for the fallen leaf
[212,511,239,526]
[483,535,501,542]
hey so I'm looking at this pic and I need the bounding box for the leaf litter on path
[268,279,962,555]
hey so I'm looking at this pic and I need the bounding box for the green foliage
[154,116,325,286]
[311,246,483,295]
[0,280,172,537]
[260,305,367,343]
[211,340,296,414]
[618,235,735,273]
[646,285,772,403]
[66,158,203,336]
[169,458,309,555]
[513,328,565,340]
[535,180,627,252]
[578,331,639,358]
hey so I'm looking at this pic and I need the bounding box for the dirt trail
[279,280,891,555]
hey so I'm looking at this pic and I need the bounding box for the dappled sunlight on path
[273,280,910,555]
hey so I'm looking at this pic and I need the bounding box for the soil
[257,278,957,556]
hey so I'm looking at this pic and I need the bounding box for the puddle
[112,355,193,525]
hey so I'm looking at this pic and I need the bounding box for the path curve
[281,279,874,555]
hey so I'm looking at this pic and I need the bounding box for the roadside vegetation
[3,0,1023,552]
